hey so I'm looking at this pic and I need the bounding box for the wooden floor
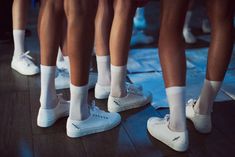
[1,42,235,157]
[1,1,235,156]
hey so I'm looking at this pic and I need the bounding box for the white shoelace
[18,51,34,66]
[90,101,108,119]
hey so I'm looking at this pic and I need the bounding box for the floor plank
[33,133,87,157]
[0,92,34,157]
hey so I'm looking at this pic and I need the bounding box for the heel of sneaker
[194,115,212,133]
[172,131,189,152]
[94,84,110,99]
[66,118,83,138]
[37,118,56,128]
[37,108,56,127]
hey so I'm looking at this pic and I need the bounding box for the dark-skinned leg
[159,0,188,131]
[147,0,189,152]
[64,0,97,120]
[194,0,234,115]
[65,0,121,138]
[39,0,64,109]
[95,0,113,88]
[110,0,136,97]
[107,0,151,113]
[37,0,71,128]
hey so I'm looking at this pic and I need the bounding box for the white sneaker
[55,69,70,90]
[66,103,121,138]
[11,51,39,75]
[147,115,189,152]
[108,86,151,112]
[55,70,97,90]
[57,59,68,70]
[183,28,197,44]
[95,83,143,99]
[186,99,212,134]
[37,94,70,127]
[202,19,211,33]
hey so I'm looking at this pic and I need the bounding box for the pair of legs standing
[148,0,234,152]
[37,0,120,138]
[95,0,152,113]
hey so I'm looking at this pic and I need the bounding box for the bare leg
[159,0,189,131]
[37,0,71,128]
[147,0,189,152]
[65,0,98,120]
[39,0,63,66]
[65,0,97,86]
[95,0,113,57]
[109,0,136,97]
[12,0,28,30]
[194,0,235,115]
[110,0,136,66]
[159,0,188,88]
[95,0,113,87]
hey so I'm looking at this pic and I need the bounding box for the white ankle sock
[166,86,186,132]
[110,64,127,98]
[195,79,222,115]
[40,65,58,109]
[13,29,25,57]
[96,55,111,86]
[70,83,90,121]
[183,11,192,30]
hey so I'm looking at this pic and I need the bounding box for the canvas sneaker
[147,115,189,152]
[108,85,151,112]
[186,99,212,133]
[95,82,142,99]
[37,94,70,127]
[66,103,121,138]
[11,51,39,75]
